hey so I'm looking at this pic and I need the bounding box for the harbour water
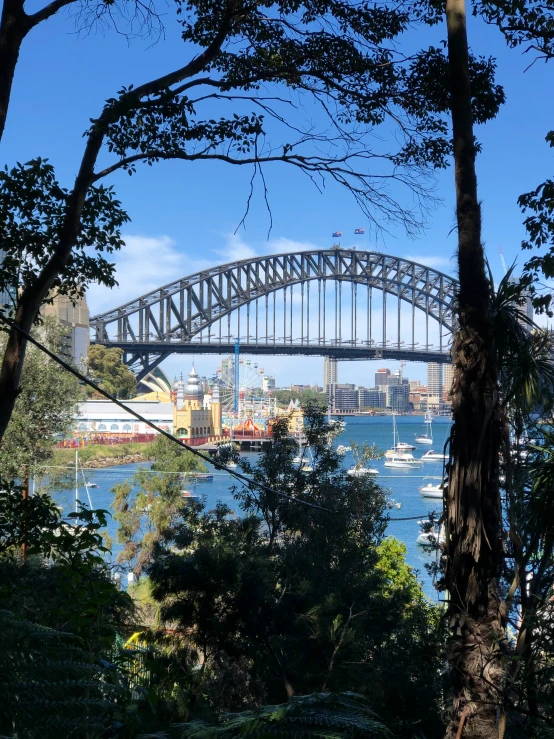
[53,415,450,600]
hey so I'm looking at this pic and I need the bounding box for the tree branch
[129,0,238,100]
[28,0,76,28]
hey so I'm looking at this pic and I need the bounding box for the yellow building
[173,364,223,442]
[285,400,305,435]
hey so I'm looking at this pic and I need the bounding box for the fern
[0,609,125,738]
[139,692,392,738]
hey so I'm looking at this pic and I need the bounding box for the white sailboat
[384,413,417,459]
[419,481,446,498]
[415,410,433,445]
[385,413,421,469]
[416,519,445,547]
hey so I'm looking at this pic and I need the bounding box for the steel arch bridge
[90,249,458,379]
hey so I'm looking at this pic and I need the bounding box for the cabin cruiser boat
[394,441,417,452]
[384,452,422,469]
[421,449,447,463]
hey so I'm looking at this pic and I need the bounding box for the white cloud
[216,233,257,264]
[215,232,322,264]
[266,236,321,254]
[403,254,455,271]
[87,234,211,317]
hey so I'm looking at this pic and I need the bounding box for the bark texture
[0,0,28,142]
[444,0,506,736]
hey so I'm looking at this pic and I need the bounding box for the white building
[73,399,173,438]
[427,363,443,401]
[262,375,276,392]
[444,364,455,399]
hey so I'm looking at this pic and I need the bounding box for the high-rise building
[386,372,401,388]
[427,363,443,400]
[519,283,534,326]
[262,375,276,392]
[323,356,338,390]
[42,291,90,369]
[375,368,391,387]
[443,364,455,400]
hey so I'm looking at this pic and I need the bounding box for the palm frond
[488,266,554,408]
[139,692,392,738]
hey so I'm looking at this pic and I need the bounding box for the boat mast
[75,449,79,515]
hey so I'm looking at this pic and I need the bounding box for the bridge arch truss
[90,249,458,378]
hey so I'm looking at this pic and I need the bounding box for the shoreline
[80,453,152,469]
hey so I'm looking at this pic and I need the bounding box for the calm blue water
[53,415,451,600]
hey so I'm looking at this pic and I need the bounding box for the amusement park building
[73,399,174,440]
[173,363,225,442]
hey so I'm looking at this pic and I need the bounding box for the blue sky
[2,2,552,387]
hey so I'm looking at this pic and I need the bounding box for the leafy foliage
[0,158,129,302]
[112,436,206,574]
[0,482,133,652]
[139,407,444,735]
[85,0,507,234]
[474,1,554,313]
[518,146,554,312]
[475,0,554,58]
[0,317,81,479]
[272,389,326,408]
[87,344,137,399]
[0,480,134,736]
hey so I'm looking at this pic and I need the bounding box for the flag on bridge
[332,231,342,238]
[354,228,365,235]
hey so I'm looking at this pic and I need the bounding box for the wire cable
[0,315,326,510]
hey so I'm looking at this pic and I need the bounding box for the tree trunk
[0,128,104,442]
[0,0,29,142]
[444,0,506,737]
[0,15,231,443]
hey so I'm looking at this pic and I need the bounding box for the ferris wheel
[217,357,266,414]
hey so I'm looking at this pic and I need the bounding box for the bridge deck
[94,340,451,364]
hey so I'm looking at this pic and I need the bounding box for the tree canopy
[140,407,444,733]
[0,317,80,479]
[0,0,505,443]
[87,344,137,399]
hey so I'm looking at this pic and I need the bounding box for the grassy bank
[53,442,153,466]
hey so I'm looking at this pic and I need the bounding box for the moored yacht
[421,449,448,462]
[394,440,417,452]
[416,519,445,547]
[419,482,446,498]
[384,413,416,457]
[415,432,433,445]
[347,465,379,477]
[384,452,422,469]
[415,409,434,445]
